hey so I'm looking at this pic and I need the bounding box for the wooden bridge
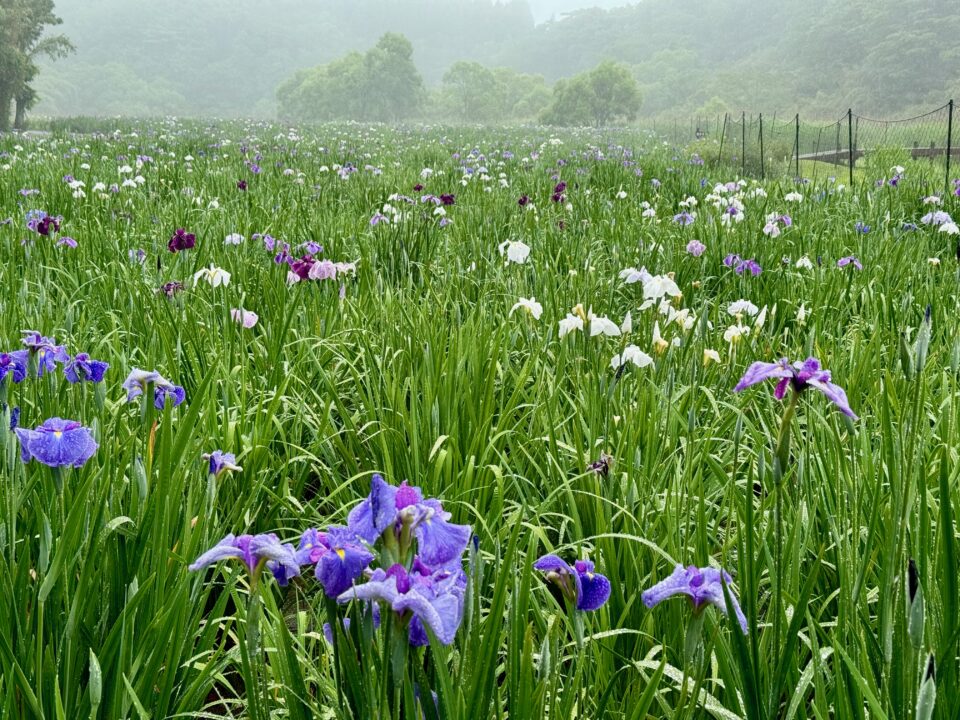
[799,143,960,166]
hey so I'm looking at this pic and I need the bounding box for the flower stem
[773,391,800,483]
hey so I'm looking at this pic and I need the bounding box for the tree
[585,61,641,126]
[276,33,423,123]
[541,60,641,127]
[361,33,424,121]
[0,0,73,130]
[442,61,499,121]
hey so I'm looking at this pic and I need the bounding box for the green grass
[0,119,958,718]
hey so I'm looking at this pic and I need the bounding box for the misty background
[30,0,960,122]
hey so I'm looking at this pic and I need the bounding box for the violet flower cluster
[723,254,762,276]
[1,331,108,386]
[265,235,356,285]
[190,474,472,647]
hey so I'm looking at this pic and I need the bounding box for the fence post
[947,99,954,193]
[794,114,800,177]
[847,108,854,186]
[718,113,728,165]
[741,111,746,177]
[759,113,765,180]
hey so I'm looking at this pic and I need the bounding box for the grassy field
[1,119,959,719]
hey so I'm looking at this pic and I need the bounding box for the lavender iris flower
[686,239,706,257]
[202,450,242,477]
[21,331,68,376]
[189,532,301,586]
[837,255,862,270]
[734,357,858,419]
[735,258,762,276]
[642,564,748,633]
[672,211,695,226]
[122,368,186,409]
[346,474,471,567]
[154,383,186,409]
[3,405,20,431]
[296,527,375,597]
[15,417,98,468]
[533,554,611,611]
[0,352,28,384]
[63,353,109,384]
[337,561,466,646]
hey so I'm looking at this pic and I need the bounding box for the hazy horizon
[525,0,638,23]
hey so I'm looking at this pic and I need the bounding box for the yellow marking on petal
[54,431,62,438]
[336,548,346,560]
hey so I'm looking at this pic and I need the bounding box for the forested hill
[34,0,960,119]
[507,0,960,117]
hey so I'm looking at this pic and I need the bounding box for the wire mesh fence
[649,101,957,190]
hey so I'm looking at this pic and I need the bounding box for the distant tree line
[277,36,641,127]
[22,0,960,122]
[0,0,72,130]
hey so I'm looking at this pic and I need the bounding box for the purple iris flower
[122,368,186,409]
[295,527,375,597]
[673,211,695,226]
[837,255,862,270]
[202,450,242,477]
[725,256,761,275]
[3,404,20,431]
[439,194,456,206]
[15,417,98,468]
[0,352,28,384]
[346,474,471,568]
[317,533,375,597]
[289,256,315,280]
[533,554,611,611]
[854,222,870,234]
[168,228,196,253]
[642,564,748,633]
[63,353,109,384]
[26,211,62,236]
[337,560,466,646]
[237,179,248,191]
[21,331,68,376]
[734,357,858,419]
[686,239,706,257]
[158,281,185,297]
[189,533,301,586]
[154,383,186,409]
